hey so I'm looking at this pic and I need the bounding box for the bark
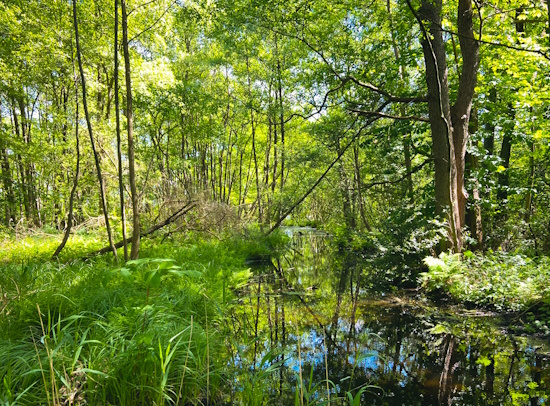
[438,335,456,406]
[452,0,480,229]
[210,146,216,200]
[263,102,272,222]
[238,149,243,216]
[353,144,372,231]
[275,38,285,193]
[496,134,512,200]
[271,85,278,199]
[10,101,29,221]
[336,140,355,229]
[86,201,196,257]
[115,0,128,261]
[413,0,479,252]
[218,151,223,202]
[85,201,197,258]
[418,0,457,251]
[524,139,535,222]
[387,0,414,203]
[267,117,377,235]
[122,0,140,260]
[53,70,81,259]
[73,0,118,259]
[0,125,15,226]
[465,151,483,246]
[18,97,41,226]
[247,55,263,225]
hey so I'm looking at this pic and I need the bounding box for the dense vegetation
[1,0,550,403]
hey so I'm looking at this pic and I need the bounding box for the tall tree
[114,0,128,261]
[72,0,118,259]
[121,0,140,259]
[53,57,81,259]
[408,0,480,252]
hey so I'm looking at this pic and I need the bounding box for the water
[230,231,550,405]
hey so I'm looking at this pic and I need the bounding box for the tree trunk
[388,0,414,203]
[524,139,535,222]
[72,0,118,259]
[115,0,128,261]
[353,144,371,231]
[17,98,37,226]
[0,119,15,226]
[465,150,483,246]
[418,0,457,251]
[275,37,285,193]
[414,0,479,252]
[122,0,140,260]
[496,131,512,203]
[336,141,355,229]
[247,55,263,225]
[53,66,81,259]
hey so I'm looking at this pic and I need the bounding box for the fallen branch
[84,201,196,258]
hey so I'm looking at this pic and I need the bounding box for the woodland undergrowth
[0,229,284,405]
[422,251,550,335]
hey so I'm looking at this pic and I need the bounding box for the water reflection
[230,231,550,405]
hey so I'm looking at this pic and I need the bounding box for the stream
[231,228,550,405]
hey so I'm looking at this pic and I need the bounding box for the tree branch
[267,106,388,235]
[347,108,430,122]
[128,0,177,44]
[363,159,432,189]
[344,76,428,103]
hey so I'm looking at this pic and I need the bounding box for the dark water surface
[232,229,550,405]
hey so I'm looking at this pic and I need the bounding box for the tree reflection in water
[229,230,550,405]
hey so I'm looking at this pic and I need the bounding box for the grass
[0,230,268,405]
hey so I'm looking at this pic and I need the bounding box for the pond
[229,228,550,405]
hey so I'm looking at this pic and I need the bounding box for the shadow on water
[229,228,550,405]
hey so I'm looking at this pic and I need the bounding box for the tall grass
[0,232,260,405]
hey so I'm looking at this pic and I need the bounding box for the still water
[230,229,550,405]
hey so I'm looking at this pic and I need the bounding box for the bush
[421,251,550,312]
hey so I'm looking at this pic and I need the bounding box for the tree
[407,0,479,252]
[73,0,118,258]
[114,0,128,261]
[121,0,140,259]
[53,57,81,259]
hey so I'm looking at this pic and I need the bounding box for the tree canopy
[0,0,549,255]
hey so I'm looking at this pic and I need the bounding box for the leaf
[429,323,450,335]
[158,259,178,270]
[147,270,162,288]
[119,268,134,283]
[74,368,109,378]
[476,355,492,367]
[126,258,151,268]
[168,269,202,278]
[423,256,446,271]
[102,271,112,287]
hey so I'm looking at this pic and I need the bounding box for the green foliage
[232,226,291,263]
[422,251,550,313]
[0,234,259,405]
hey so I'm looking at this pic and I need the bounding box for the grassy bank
[0,231,284,405]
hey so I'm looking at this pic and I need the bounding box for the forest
[1,0,550,404]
